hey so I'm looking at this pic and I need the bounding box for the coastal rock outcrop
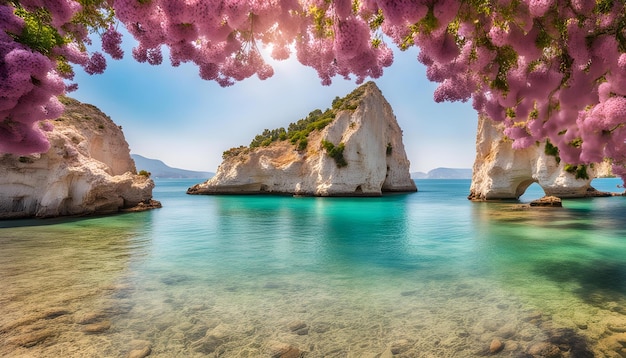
[0,97,159,219]
[469,116,612,200]
[188,82,416,196]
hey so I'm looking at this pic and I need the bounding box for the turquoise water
[1,179,626,357]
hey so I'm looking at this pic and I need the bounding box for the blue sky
[71,33,478,173]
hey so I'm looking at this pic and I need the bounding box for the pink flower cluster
[1,1,122,154]
[404,0,626,182]
[113,0,299,86]
[3,0,626,185]
[0,6,63,154]
[84,52,107,74]
[102,27,124,60]
[111,0,400,86]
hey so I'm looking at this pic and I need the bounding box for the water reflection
[471,197,626,305]
[210,195,419,276]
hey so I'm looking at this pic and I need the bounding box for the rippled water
[1,179,626,357]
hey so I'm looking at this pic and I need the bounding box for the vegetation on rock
[321,140,347,167]
[545,138,590,179]
[223,83,372,158]
[222,145,249,160]
[564,164,590,180]
[544,140,561,164]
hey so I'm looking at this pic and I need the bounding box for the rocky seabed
[3,270,626,358]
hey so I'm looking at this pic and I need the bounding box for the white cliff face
[0,97,158,219]
[469,116,611,200]
[188,82,416,196]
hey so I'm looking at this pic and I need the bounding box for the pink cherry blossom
[2,0,626,184]
[102,27,124,60]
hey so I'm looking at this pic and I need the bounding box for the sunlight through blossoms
[1,0,626,183]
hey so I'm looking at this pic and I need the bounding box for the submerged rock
[42,308,70,319]
[0,97,159,218]
[128,340,152,358]
[127,346,151,358]
[287,320,307,332]
[529,196,562,207]
[489,338,504,353]
[82,320,111,334]
[191,334,222,354]
[529,342,565,357]
[188,82,416,197]
[5,329,55,347]
[607,322,626,333]
[266,341,305,358]
[191,324,231,354]
[75,311,106,325]
[389,339,411,354]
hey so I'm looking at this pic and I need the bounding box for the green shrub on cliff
[321,140,347,167]
[250,128,287,148]
[332,84,367,111]
[544,140,560,164]
[244,83,371,152]
[544,139,589,179]
[564,164,589,180]
[222,146,249,159]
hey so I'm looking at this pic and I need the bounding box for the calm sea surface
[1,179,626,357]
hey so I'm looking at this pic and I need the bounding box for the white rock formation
[469,116,612,200]
[188,82,416,196]
[0,97,159,219]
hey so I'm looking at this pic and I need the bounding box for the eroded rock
[469,116,613,200]
[0,97,159,218]
[188,82,416,197]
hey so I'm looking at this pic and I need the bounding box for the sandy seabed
[2,260,626,358]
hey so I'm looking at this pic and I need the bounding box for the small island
[187,82,417,197]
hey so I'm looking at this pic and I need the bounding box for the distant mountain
[411,168,473,179]
[131,154,214,179]
[411,171,428,179]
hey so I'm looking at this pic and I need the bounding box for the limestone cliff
[469,116,612,200]
[188,82,416,196]
[0,97,160,219]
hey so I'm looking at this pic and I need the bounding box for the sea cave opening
[518,182,546,202]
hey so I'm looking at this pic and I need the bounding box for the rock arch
[515,179,538,199]
[468,116,612,200]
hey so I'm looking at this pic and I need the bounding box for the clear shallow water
[1,179,626,357]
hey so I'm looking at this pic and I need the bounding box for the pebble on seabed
[287,320,307,332]
[526,341,562,357]
[287,320,309,335]
[127,339,152,358]
[489,338,504,353]
[82,320,111,334]
[266,341,304,358]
